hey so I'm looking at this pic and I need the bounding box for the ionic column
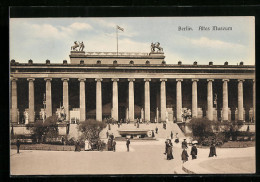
[176,79,183,122]
[222,79,229,121]
[128,79,135,122]
[207,79,214,121]
[44,78,52,118]
[96,78,103,122]
[160,79,167,122]
[253,79,255,122]
[192,79,199,118]
[27,78,35,123]
[79,78,86,122]
[238,79,244,121]
[144,79,151,122]
[111,78,119,121]
[62,78,69,121]
[11,78,18,123]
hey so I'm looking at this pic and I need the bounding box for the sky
[10,17,255,65]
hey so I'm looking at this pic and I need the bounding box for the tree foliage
[28,115,59,143]
[220,120,244,141]
[187,118,216,142]
[78,119,107,142]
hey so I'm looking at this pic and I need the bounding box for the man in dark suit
[126,139,130,152]
[182,139,188,149]
[16,139,21,154]
[190,144,198,159]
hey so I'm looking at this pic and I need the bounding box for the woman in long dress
[166,140,174,160]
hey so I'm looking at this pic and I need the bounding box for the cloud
[188,37,245,50]
[69,22,93,31]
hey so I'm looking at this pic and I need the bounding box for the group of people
[164,138,217,163]
[107,134,116,152]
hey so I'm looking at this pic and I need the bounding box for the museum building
[10,46,255,126]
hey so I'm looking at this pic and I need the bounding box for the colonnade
[10,77,255,123]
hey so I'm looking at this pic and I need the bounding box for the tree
[78,119,107,143]
[187,118,217,143]
[28,115,59,143]
[221,120,244,141]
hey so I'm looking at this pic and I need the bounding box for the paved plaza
[10,139,255,175]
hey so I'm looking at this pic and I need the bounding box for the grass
[11,144,76,151]
[220,141,255,148]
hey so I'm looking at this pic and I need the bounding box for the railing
[85,52,150,56]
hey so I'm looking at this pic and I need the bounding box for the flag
[117,25,124,32]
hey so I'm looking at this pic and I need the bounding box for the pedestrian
[137,122,139,128]
[98,140,103,152]
[126,138,130,152]
[75,140,80,152]
[61,136,65,145]
[181,148,189,163]
[152,130,155,137]
[190,144,198,159]
[111,133,114,140]
[16,139,20,154]
[182,139,188,149]
[209,143,217,157]
[107,138,112,151]
[106,131,109,138]
[112,140,116,152]
[155,126,158,134]
[164,139,168,154]
[166,140,174,160]
[108,123,111,130]
[175,133,179,143]
[170,131,173,139]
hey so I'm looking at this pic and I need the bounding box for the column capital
[160,78,167,82]
[111,78,119,82]
[61,78,69,82]
[10,77,18,81]
[78,78,86,82]
[222,79,230,82]
[144,78,151,82]
[128,78,135,82]
[44,78,52,82]
[238,79,245,82]
[27,78,35,82]
[95,78,103,82]
[192,79,199,82]
[207,79,214,82]
[176,79,183,82]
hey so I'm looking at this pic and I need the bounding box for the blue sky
[10,17,255,65]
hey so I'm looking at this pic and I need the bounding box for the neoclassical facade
[10,50,255,125]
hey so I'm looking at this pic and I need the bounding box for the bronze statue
[71,41,79,51]
[151,42,163,53]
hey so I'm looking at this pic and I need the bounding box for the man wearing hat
[182,139,188,149]
[190,143,198,159]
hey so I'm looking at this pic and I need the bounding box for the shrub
[187,118,217,143]
[78,119,107,143]
[27,115,59,143]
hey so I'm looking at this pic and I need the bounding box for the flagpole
[116,26,118,56]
